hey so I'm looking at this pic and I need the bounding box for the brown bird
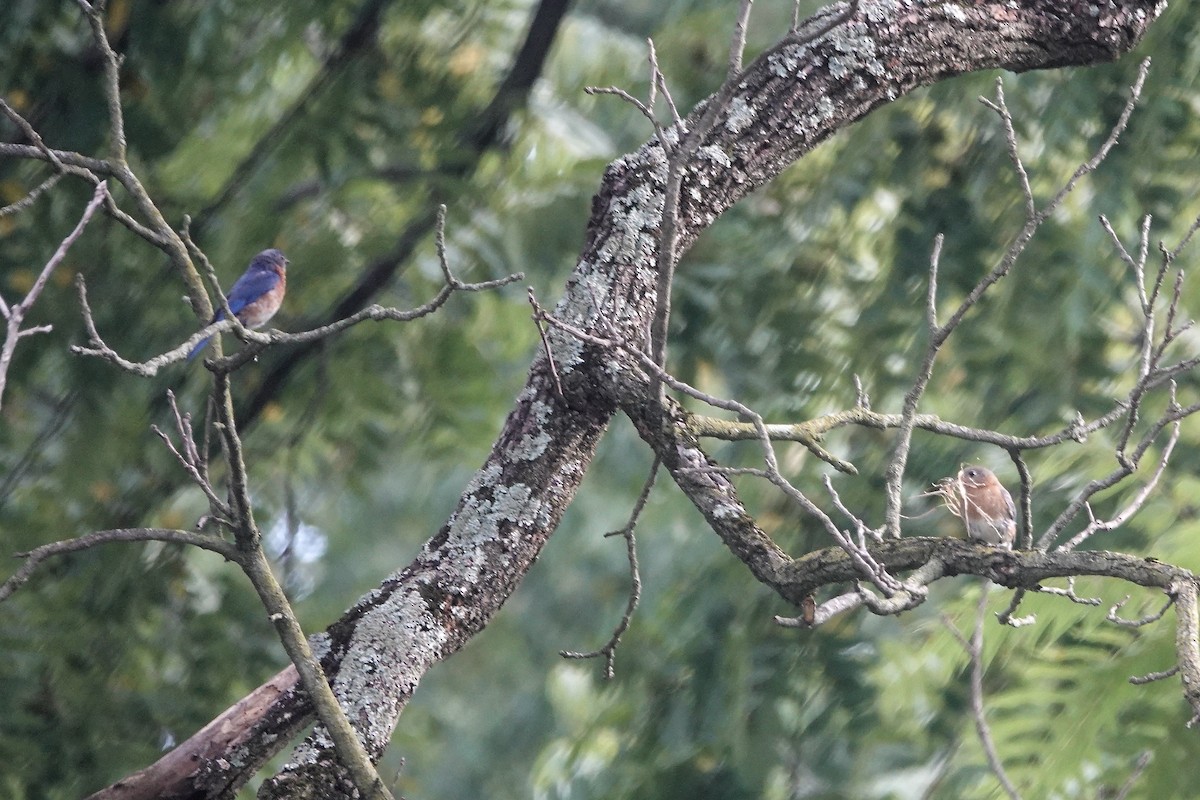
[929,466,1016,549]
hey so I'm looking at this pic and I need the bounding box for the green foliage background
[3,0,1200,798]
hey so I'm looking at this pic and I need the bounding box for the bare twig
[685,414,857,474]
[729,0,755,75]
[1167,212,1200,262]
[996,588,1035,628]
[853,374,871,410]
[943,589,1023,800]
[1,528,238,603]
[0,103,172,251]
[1098,214,1147,308]
[648,40,681,134]
[0,97,66,171]
[1113,752,1153,800]
[71,262,522,377]
[75,0,127,164]
[1060,416,1179,551]
[1026,228,1198,552]
[528,289,565,398]
[151,390,232,520]
[1043,394,1193,550]
[1129,666,1178,685]
[690,402,1106,453]
[930,62,1150,352]
[561,458,659,678]
[882,234,946,539]
[585,37,676,149]
[4,2,210,311]
[1010,452,1034,550]
[823,474,880,547]
[0,181,108,411]
[584,85,662,141]
[1032,577,1101,606]
[1108,594,1173,627]
[0,172,63,217]
[0,142,112,175]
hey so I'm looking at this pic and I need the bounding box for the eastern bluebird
[188,248,288,360]
[933,466,1016,548]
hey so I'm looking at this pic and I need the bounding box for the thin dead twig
[1,527,238,603]
[561,458,659,678]
[151,390,232,521]
[943,589,1022,800]
[0,181,108,411]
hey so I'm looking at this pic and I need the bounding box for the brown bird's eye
[965,468,979,480]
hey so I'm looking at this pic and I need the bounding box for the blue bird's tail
[187,336,212,361]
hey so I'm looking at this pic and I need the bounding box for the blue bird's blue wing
[225,270,279,315]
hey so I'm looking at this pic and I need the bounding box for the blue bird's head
[251,248,288,273]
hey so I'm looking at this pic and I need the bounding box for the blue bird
[189,249,288,360]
